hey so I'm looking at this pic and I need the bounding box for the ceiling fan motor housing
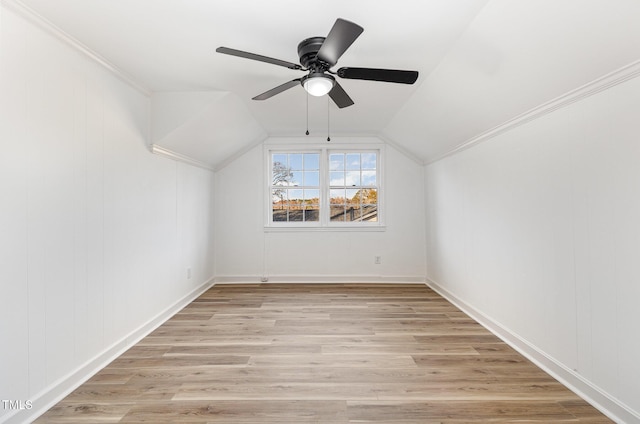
[297,37,329,71]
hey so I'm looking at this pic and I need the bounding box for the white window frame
[265,143,385,232]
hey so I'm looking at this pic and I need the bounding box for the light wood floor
[35,284,612,423]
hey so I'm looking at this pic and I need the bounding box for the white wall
[215,137,426,282]
[424,73,640,421]
[0,6,214,423]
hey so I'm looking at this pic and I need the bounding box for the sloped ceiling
[383,0,640,162]
[151,91,267,167]
[13,0,640,167]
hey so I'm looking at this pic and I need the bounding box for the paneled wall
[424,74,640,421]
[215,137,426,282]
[0,6,214,423]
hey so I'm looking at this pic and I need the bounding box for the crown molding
[0,0,151,96]
[426,59,640,165]
[150,144,214,171]
[377,132,424,166]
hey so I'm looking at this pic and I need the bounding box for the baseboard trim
[426,279,639,424]
[8,277,216,424]
[215,275,427,284]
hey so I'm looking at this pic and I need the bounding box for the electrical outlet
[374,256,382,265]
[187,268,192,279]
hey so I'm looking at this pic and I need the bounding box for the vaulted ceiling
[16,0,640,168]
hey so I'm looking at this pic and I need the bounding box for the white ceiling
[16,0,640,167]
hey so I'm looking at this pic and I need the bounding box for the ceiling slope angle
[383,0,640,164]
[151,91,267,169]
[14,0,490,166]
[236,1,492,139]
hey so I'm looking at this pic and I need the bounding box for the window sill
[264,225,386,233]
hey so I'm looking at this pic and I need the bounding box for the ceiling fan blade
[316,19,364,67]
[337,67,419,84]
[216,47,302,70]
[253,79,302,101]
[328,81,354,108]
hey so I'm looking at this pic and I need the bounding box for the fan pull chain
[305,90,309,136]
[327,96,331,142]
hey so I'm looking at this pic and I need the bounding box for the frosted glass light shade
[303,75,334,96]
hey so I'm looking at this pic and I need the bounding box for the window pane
[329,154,344,171]
[272,188,287,206]
[330,206,345,221]
[304,189,319,201]
[304,204,319,222]
[289,188,303,197]
[362,188,377,204]
[361,153,376,169]
[272,209,288,221]
[330,189,346,205]
[272,160,292,186]
[291,171,303,186]
[346,153,360,170]
[289,209,304,222]
[345,205,362,222]
[362,204,378,222]
[345,171,360,187]
[289,189,303,204]
[289,154,303,170]
[304,171,319,186]
[286,189,301,222]
[362,189,377,222]
[304,153,319,170]
[273,153,287,167]
[330,171,344,186]
[272,189,288,221]
[362,170,376,186]
[346,189,360,205]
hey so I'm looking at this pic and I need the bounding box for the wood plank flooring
[35,284,612,423]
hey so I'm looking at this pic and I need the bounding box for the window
[271,152,320,223]
[267,146,382,229]
[329,152,378,223]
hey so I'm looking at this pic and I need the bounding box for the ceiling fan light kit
[302,73,335,97]
[216,18,419,108]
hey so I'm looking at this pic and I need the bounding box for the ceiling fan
[216,18,419,108]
